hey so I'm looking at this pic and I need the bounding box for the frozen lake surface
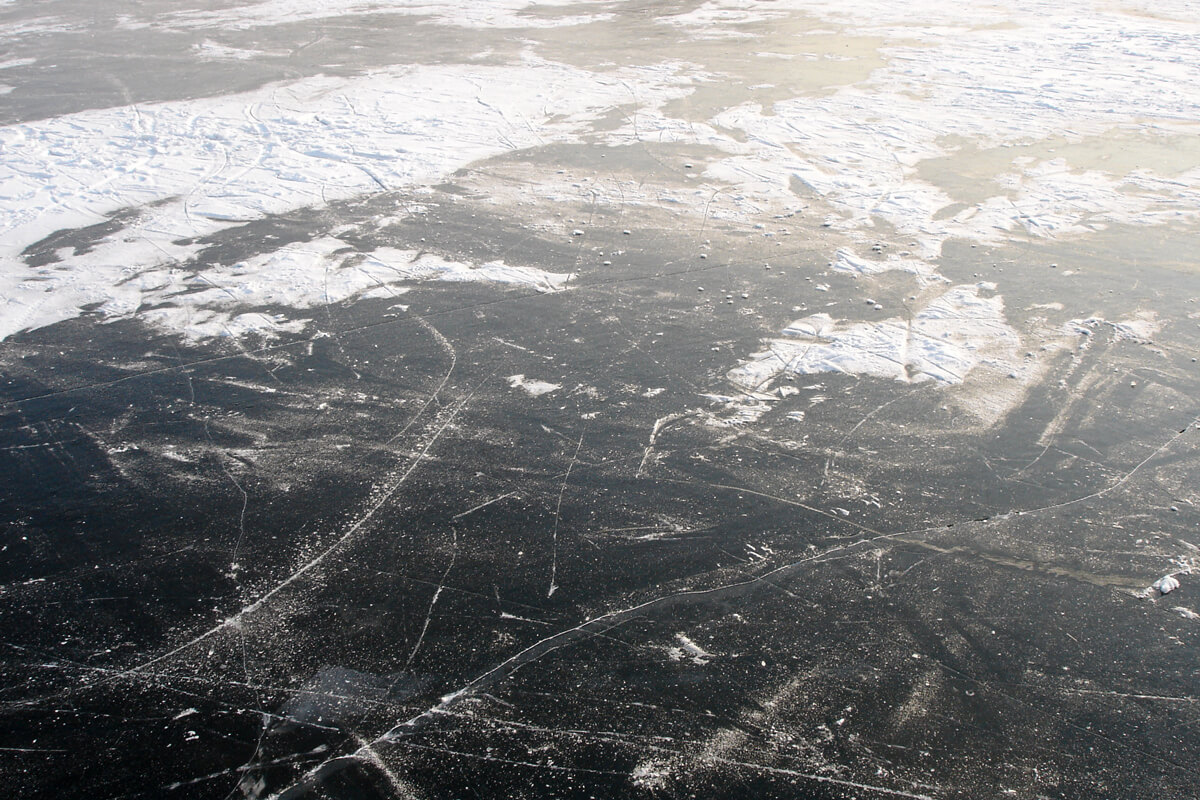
[2,1,1199,798]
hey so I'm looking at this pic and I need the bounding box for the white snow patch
[658,2,787,30]
[507,375,561,396]
[364,249,570,292]
[2,234,570,342]
[828,247,942,283]
[598,4,1200,255]
[728,283,1020,390]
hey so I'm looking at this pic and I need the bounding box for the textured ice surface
[2,3,1199,800]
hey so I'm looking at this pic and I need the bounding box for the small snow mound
[1152,574,1180,595]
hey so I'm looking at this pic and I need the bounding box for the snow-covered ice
[728,284,1020,391]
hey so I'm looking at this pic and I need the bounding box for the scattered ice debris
[1153,575,1181,595]
[1174,607,1199,620]
[572,229,585,236]
[506,375,561,397]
